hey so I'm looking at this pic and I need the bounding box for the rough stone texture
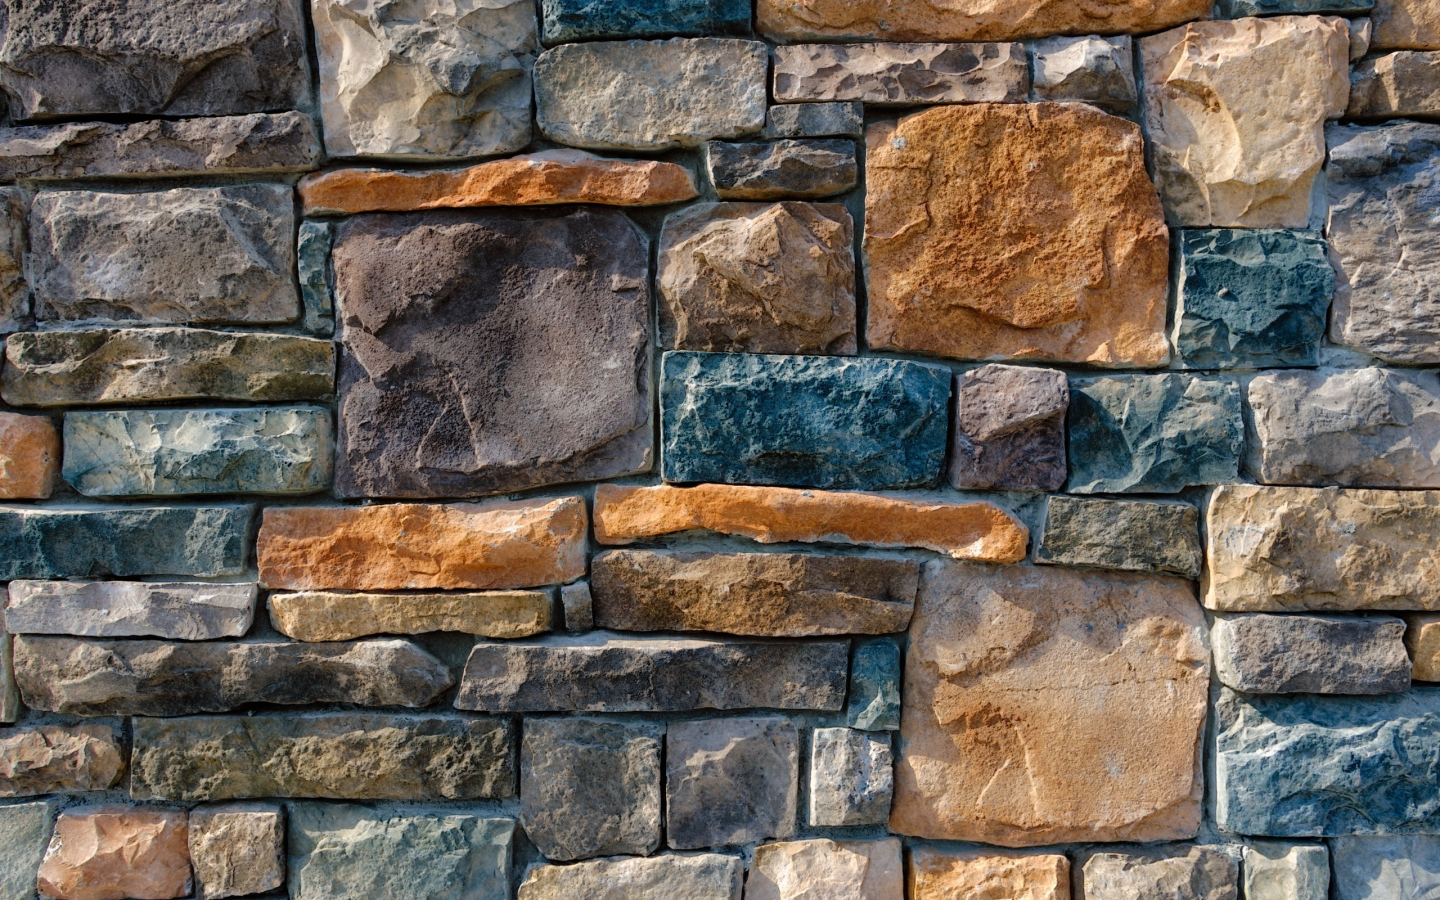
[1213,613,1411,694]
[289,805,512,900]
[0,412,58,499]
[269,589,551,642]
[333,208,649,498]
[773,42,1028,105]
[131,713,515,802]
[520,718,662,861]
[0,801,55,900]
[37,807,191,900]
[0,617,13,726]
[1243,843,1330,900]
[1215,687,1440,835]
[189,804,284,900]
[667,716,798,849]
[312,0,535,160]
[765,102,864,139]
[908,848,1069,900]
[1174,229,1333,369]
[865,103,1169,367]
[1141,17,1350,228]
[541,0,750,43]
[14,636,453,717]
[890,561,1209,846]
[593,483,1029,562]
[258,497,588,591]
[1374,0,1440,48]
[1037,496,1201,578]
[0,188,26,334]
[1410,614,1440,681]
[63,407,332,497]
[1350,51,1440,119]
[590,549,916,637]
[536,39,766,151]
[748,839,903,900]
[0,725,124,798]
[949,364,1068,491]
[661,352,950,490]
[0,505,252,580]
[1218,0,1371,13]
[658,202,856,356]
[1067,375,1244,494]
[562,582,592,633]
[847,638,901,731]
[1,327,335,407]
[297,221,333,335]
[757,0,1211,42]
[517,854,742,900]
[1332,835,1440,899]
[1247,368,1440,487]
[1030,35,1136,114]
[1353,17,1373,58]
[1081,847,1239,900]
[5,581,256,640]
[1326,122,1440,364]
[809,729,892,827]
[705,140,857,201]
[0,0,309,120]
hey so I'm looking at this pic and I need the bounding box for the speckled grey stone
[667,717,798,849]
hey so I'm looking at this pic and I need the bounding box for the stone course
[541,0,750,43]
[1081,846,1239,900]
[0,505,252,580]
[1212,614,1411,694]
[268,589,551,642]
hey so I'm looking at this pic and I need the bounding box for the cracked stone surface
[0,724,126,798]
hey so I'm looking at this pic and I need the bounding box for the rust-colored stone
[37,807,191,900]
[757,0,1211,42]
[909,847,1070,900]
[0,411,59,499]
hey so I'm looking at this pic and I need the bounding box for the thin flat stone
[1212,614,1411,694]
[1217,0,1371,13]
[749,839,903,900]
[1036,496,1202,578]
[756,0,1211,42]
[705,140,857,200]
[909,848,1068,899]
[0,724,125,798]
[541,0,751,43]
[518,853,742,900]
[764,102,864,139]
[4,581,256,640]
[773,42,1028,105]
[268,590,552,642]
[0,505,253,580]
[1081,846,1239,900]
[666,717,798,849]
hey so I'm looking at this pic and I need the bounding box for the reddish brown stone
[37,807,191,900]
[0,412,59,499]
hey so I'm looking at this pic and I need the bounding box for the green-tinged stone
[846,638,900,731]
[0,504,252,579]
[0,800,56,900]
[298,220,334,335]
[1036,496,1202,578]
[541,0,751,43]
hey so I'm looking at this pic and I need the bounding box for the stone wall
[0,0,1437,898]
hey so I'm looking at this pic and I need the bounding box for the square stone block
[667,716,798,849]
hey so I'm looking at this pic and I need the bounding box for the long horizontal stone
[14,636,454,716]
[1036,496,1202,578]
[1349,50,1440,119]
[764,102,864,138]
[1213,613,1412,694]
[0,724,126,797]
[269,590,553,642]
[4,581,256,640]
[455,632,849,712]
[131,713,515,801]
[705,139,858,200]
[757,0,1211,42]
[518,853,743,900]
[773,42,1028,105]
[541,0,751,43]
[0,505,253,580]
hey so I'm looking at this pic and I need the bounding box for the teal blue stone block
[541,0,751,44]
[660,351,951,490]
[297,220,334,335]
[847,638,901,731]
[0,505,253,579]
[1214,0,1372,17]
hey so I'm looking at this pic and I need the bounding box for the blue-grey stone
[540,0,751,44]
[0,505,252,579]
[764,102,864,139]
[298,220,334,335]
[1174,229,1333,369]
[660,352,951,490]
[847,638,901,731]
[1067,374,1244,494]
[1214,688,1440,837]
[1036,496,1202,578]
[1214,0,1372,16]
[0,800,56,900]
[1333,835,1440,900]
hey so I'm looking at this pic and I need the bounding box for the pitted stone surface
[748,839,903,900]
[518,853,743,900]
[541,0,751,43]
[847,638,901,731]
[773,42,1028,105]
[1243,842,1330,900]
[0,725,125,798]
[908,848,1069,900]
[562,582,593,633]
[757,0,1211,42]
[809,729,893,827]
[705,140,858,200]
[1374,0,1440,48]
[37,807,192,900]
[1037,496,1202,578]
[764,102,864,139]
[5,581,256,640]
[1350,51,1440,119]
[1030,35,1136,114]
[269,589,552,642]
[188,804,284,900]
[1081,847,1239,900]
[1410,615,1440,681]
[0,412,59,500]
[949,364,1068,492]
[0,801,55,900]
[1212,614,1411,694]
[0,505,252,580]
[0,188,26,334]
[1332,835,1440,899]
[667,716,798,849]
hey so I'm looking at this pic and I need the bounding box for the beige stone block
[1374,0,1440,49]
[189,803,284,899]
[909,847,1070,900]
[747,838,903,900]
[1407,613,1440,681]
[0,724,125,798]
[268,589,552,641]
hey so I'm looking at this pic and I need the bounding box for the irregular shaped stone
[1353,17,1373,58]
[1243,842,1330,900]
[593,483,1028,562]
[1030,35,1136,114]
[541,0,750,43]
[333,208,649,498]
[1,328,335,407]
[891,561,1209,846]
[312,0,535,159]
[809,729,892,827]
[258,497,588,591]
[667,717,797,849]
[0,412,58,499]
[908,848,1069,900]
[456,632,848,712]
[847,638,901,731]
[757,0,1211,42]
[705,140,857,201]
[773,42,1028,104]
[949,364,1067,491]
[865,103,1169,367]
[1332,835,1440,899]
[749,839,903,900]
[1213,614,1411,694]
[562,582,593,633]
[1409,614,1440,681]
[189,804,284,900]
[5,581,255,640]
[0,618,13,725]
[14,636,453,717]
[1037,496,1202,578]
[38,807,191,900]
[658,202,856,355]
[661,352,950,490]
[1081,847,1239,900]
[536,39,766,150]
[289,805,512,900]
[0,188,26,334]
[1174,229,1332,369]
[0,725,124,798]
[591,549,916,637]
[1374,0,1440,48]
[520,718,662,861]
[0,801,56,900]
[0,0,309,120]
[296,221,333,335]
[518,853,742,900]
[269,589,551,642]
[1068,375,1243,494]
[1141,17,1350,228]
[1350,51,1440,118]
[0,505,252,580]
[131,713,514,801]
[764,102,864,139]
[63,407,332,497]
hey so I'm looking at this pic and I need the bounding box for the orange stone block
[0,411,59,499]
[592,483,1027,562]
[37,807,191,900]
[910,847,1071,900]
[257,497,588,591]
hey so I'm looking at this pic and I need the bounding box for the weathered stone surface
[0,188,26,335]
[773,42,1027,104]
[0,801,55,900]
[658,202,856,355]
[5,581,255,640]
[1037,496,1201,578]
[0,725,124,798]
[1374,0,1440,48]
[949,364,1067,491]
[456,632,848,712]
[189,804,284,900]
[765,102,864,139]
[269,589,551,642]
[562,582,592,633]
[705,140,857,201]
[1409,614,1440,681]
[38,807,191,900]
[847,638,900,731]
[1217,0,1372,12]
[757,0,1211,42]
[1068,375,1243,494]
[289,805,512,900]
[1082,847,1239,900]
[0,505,252,580]
[809,728,892,827]
[661,352,950,490]
[15,636,453,717]
[131,713,514,801]
[1243,843,1329,900]
[297,221,333,335]
[0,0,309,120]
[333,208,649,498]
[865,103,1169,367]
[1030,35,1136,113]
[594,483,1028,562]
[2,327,335,407]
[536,39,766,151]
[667,717,797,849]
[1326,122,1440,363]
[749,839,903,900]
[1353,16,1373,58]
[1213,613,1411,694]
[541,0,750,43]
[1332,835,1440,899]
[590,549,916,637]
[521,718,661,861]
[908,848,1069,900]
[518,853,742,900]
[891,561,1209,846]
[1141,17,1350,228]
[0,617,13,726]
[1349,51,1440,118]
[0,412,58,499]
[258,497,587,591]
[313,0,535,160]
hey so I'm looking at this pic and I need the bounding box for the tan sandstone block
[890,561,1209,846]
[0,411,59,499]
[38,807,191,900]
[863,103,1170,367]
[0,725,125,798]
[909,847,1070,900]
[257,497,588,591]
[188,803,284,899]
[1374,0,1440,49]
[747,838,903,900]
[1407,614,1440,681]
[269,589,553,641]
[592,483,1027,562]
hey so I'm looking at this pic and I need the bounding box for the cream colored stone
[908,847,1070,900]
[1407,614,1440,681]
[747,839,903,900]
[757,0,1211,42]
[189,804,284,899]
[1352,17,1373,60]
[1374,0,1440,49]
[268,589,552,641]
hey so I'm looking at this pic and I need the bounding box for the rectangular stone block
[764,102,864,139]
[750,839,903,900]
[1350,51,1440,119]
[949,364,1068,492]
[1243,842,1329,900]
[1373,0,1440,49]
[756,0,1211,42]
[1081,846,1238,900]
[0,800,57,900]
[189,803,285,900]
[296,220,333,334]
[847,638,901,731]
[668,717,797,849]
[0,412,59,500]
[1037,496,1202,578]
[705,140,857,200]
[269,589,552,642]
[0,724,125,798]
[561,582,592,633]
[1030,35,1136,114]
[518,854,742,900]
[1217,0,1371,13]
[1213,613,1411,694]
[38,807,192,900]
[1332,835,1440,900]
[909,848,1068,900]
[1409,614,1440,681]
[808,729,892,827]
[0,505,252,580]
[5,581,256,640]
[773,43,1028,104]
[0,187,26,334]
[541,0,750,43]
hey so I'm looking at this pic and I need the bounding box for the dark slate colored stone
[763,102,864,139]
[1213,613,1412,695]
[1215,0,1372,16]
[0,505,252,579]
[333,208,651,499]
[666,716,797,849]
[705,139,858,200]
[660,351,951,490]
[540,0,752,44]
[297,220,334,335]
[1036,496,1202,578]
[948,364,1068,492]
[847,638,901,731]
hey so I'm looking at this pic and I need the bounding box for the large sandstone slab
[189,804,284,900]
[518,854,742,900]
[890,562,1209,846]
[908,848,1069,900]
[541,0,751,43]
[37,807,192,900]
[269,589,551,642]
[749,839,903,900]
[705,140,857,201]
[1213,613,1411,694]
[1332,835,1440,899]
[5,581,256,640]
[1037,496,1202,578]
[774,42,1027,105]
[0,801,56,900]
[667,716,797,849]
[0,412,59,500]
[757,0,1211,42]
[0,725,125,798]
[1030,35,1137,114]
[949,364,1068,492]
[865,103,1169,367]
[1081,847,1239,900]
[1350,51,1440,118]
[333,208,650,498]
[808,729,893,827]
[0,505,252,580]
